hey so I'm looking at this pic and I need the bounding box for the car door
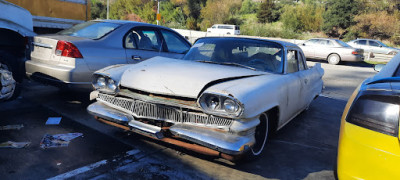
[314,39,333,59]
[124,27,183,64]
[368,40,386,54]
[296,51,319,107]
[300,39,318,58]
[281,49,305,126]
[357,40,370,52]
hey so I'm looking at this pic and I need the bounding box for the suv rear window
[57,21,120,39]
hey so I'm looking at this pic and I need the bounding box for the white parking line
[47,160,108,180]
[47,149,141,180]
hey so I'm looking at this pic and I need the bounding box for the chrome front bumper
[87,101,255,155]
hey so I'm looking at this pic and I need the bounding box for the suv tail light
[346,94,399,136]
[55,41,83,58]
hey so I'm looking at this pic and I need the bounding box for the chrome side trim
[170,124,255,155]
[33,42,53,49]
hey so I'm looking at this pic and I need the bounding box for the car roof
[308,38,341,41]
[91,19,172,30]
[196,36,299,48]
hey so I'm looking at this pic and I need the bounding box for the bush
[281,3,324,33]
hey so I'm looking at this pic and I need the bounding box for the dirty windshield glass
[57,21,120,39]
[183,38,284,73]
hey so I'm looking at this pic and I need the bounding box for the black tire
[0,62,20,101]
[244,113,270,160]
[327,54,341,65]
[388,51,397,55]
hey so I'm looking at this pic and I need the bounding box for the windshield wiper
[219,62,257,71]
[195,60,257,71]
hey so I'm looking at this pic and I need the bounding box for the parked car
[87,37,324,160]
[26,20,191,91]
[337,55,400,179]
[347,38,400,55]
[299,38,364,65]
[207,24,240,35]
[0,0,36,100]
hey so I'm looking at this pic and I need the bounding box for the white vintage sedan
[87,37,324,160]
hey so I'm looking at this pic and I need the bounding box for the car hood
[120,57,266,98]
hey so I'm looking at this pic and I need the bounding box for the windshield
[335,40,351,47]
[57,21,121,39]
[183,38,284,73]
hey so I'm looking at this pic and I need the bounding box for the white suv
[207,24,240,35]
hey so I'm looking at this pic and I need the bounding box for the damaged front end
[0,66,16,101]
[87,88,258,160]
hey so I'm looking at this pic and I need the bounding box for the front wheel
[246,113,270,159]
[327,54,341,65]
[0,62,19,101]
[388,51,397,55]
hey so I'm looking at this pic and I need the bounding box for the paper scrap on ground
[0,124,24,130]
[0,141,30,148]
[40,133,83,149]
[46,117,62,125]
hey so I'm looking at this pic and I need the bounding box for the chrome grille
[97,93,233,128]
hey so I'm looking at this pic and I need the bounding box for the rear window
[57,21,120,39]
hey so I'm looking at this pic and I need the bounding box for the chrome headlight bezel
[198,93,244,118]
[92,74,119,93]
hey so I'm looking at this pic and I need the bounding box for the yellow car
[337,56,400,179]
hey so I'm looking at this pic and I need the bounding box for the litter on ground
[0,141,30,148]
[0,124,24,130]
[40,133,83,149]
[45,117,62,125]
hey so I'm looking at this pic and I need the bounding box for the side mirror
[302,43,306,46]
[374,64,385,72]
[379,45,383,48]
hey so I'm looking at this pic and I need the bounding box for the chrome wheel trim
[250,113,269,156]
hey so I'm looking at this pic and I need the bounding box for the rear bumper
[341,54,364,62]
[25,59,92,90]
[87,101,255,155]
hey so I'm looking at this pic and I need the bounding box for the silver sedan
[299,38,364,65]
[26,20,191,91]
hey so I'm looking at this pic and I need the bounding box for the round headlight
[206,96,220,110]
[224,99,239,113]
[97,77,106,88]
[107,79,117,91]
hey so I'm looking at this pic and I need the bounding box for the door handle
[132,55,141,61]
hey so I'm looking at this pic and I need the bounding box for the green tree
[200,0,241,30]
[91,0,106,19]
[160,1,186,28]
[281,2,324,32]
[322,0,361,37]
[257,0,274,23]
[240,0,258,14]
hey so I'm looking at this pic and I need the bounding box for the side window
[358,40,367,45]
[287,50,299,73]
[369,41,380,47]
[124,31,138,49]
[124,28,162,51]
[305,39,319,45]
[160,30,190,54]
[298,51,306,70]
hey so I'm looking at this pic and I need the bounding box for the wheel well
[327,53,340,59]
[266,106,279,132]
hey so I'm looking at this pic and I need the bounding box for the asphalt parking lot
[0,61,377,180]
